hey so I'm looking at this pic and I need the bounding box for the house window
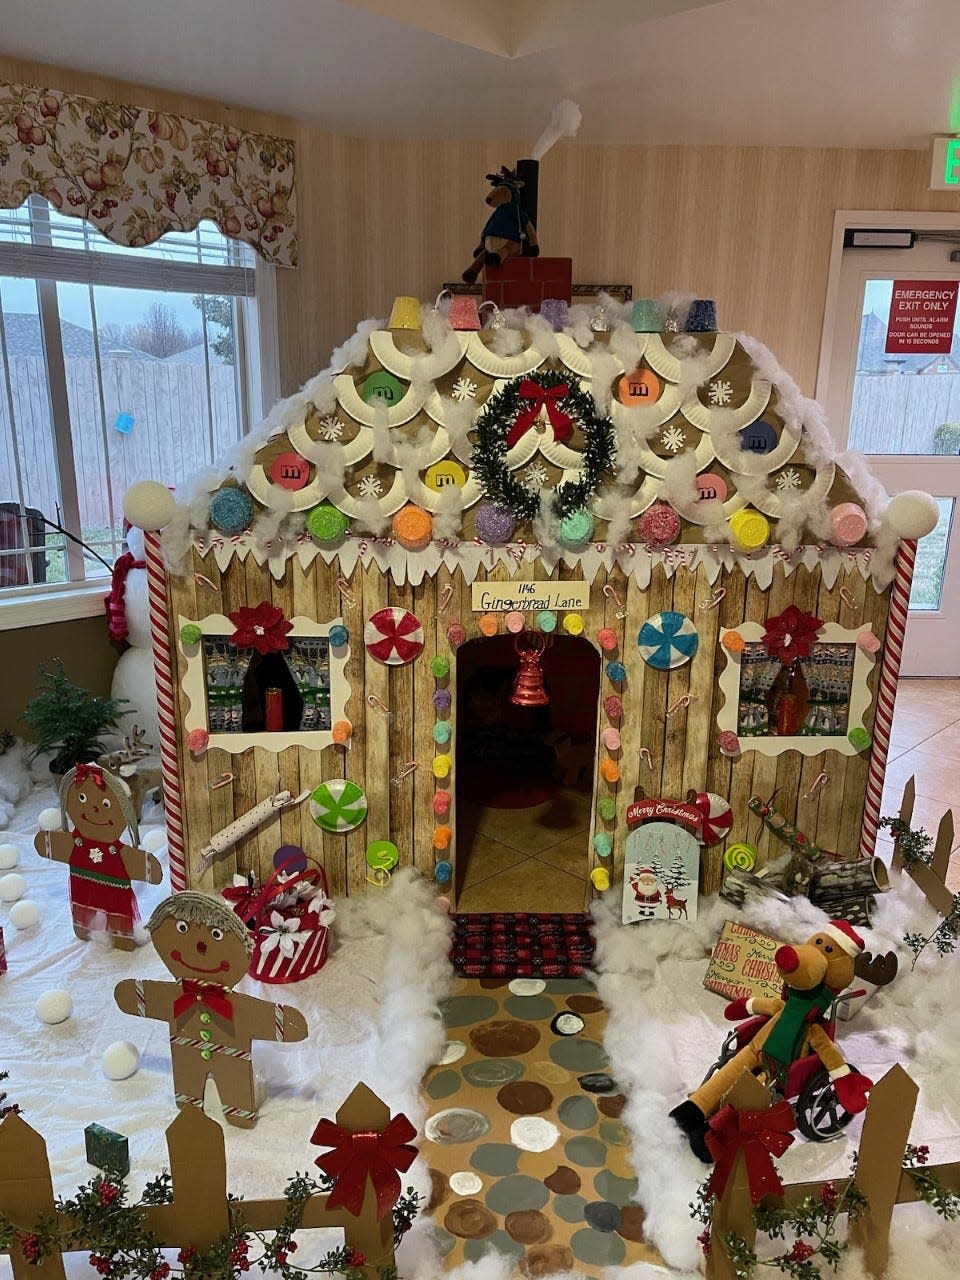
[0,196,263,602]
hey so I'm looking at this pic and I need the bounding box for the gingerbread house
[136,293,936,909]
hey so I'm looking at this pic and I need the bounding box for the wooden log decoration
[808,857,890,926]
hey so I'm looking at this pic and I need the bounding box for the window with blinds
[0,197,256,596]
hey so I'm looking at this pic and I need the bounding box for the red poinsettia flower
[228,602,293,654]
[761,605,823,663]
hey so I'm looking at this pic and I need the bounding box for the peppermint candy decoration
[637,611,699,670]
[309,779,368,833]
[695,792,734,846]
[364,607,425,665]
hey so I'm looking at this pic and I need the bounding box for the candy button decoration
[433,826,453,850]
[332,720,352,745]
[535,610,556,633]
[728,508,770,551]
[433,721,452,744]
[619,367,661,405]
[392,504,433,551]
[559,510,594,547]
[738,420,777,455]
[180,623,202,647]
[857,629,882,655]
[433,791,451,816]
[431,654,451,678]
[269,451,310,490]
[604,695,623,719]
[848,726,872,752]
[721,630,746,653]
[475,501,516,546]
[361,370,403,405]
[723,842,758,872]
[433,688,452,712]
[593,833,613,858]
[695,792,734,846]
[562,612,584,636]
[597,796,617,822]
[307,502,349,543]
[597,627,617,652]
[425,460,467,491]
[328,624,349,649]
[435,860,453,885]
[309,779,368,833]
[830,502,868,548]
[364,607,425,665]
[637,502,680,546]
[695,472,728,503]
[606,660,626,683]
[600,759,620,783]
[637,611,699,670]
[505,611,525,634]
[209,487,253,534]
[366,840,400,871]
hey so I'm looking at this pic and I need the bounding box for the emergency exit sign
[930,137,960,189]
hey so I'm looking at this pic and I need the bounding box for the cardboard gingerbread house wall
[144,301,927,905]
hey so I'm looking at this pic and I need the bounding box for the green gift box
[84,1122,129,1176]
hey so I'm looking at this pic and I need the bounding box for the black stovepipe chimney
[515,158,539,255]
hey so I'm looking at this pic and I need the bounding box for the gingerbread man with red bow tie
[115,892,307,1127]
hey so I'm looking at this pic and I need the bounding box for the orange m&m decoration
[618,367,661,406]
[392,504,433,551]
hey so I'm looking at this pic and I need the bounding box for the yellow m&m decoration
[425,460,466,492]
[729,508,770,551]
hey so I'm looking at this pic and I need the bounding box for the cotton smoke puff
[530,99,582,161]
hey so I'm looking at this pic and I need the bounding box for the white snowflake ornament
[708,379,733,406]
[452,377,478,402]
[522,462,549,490]
[776,468,803,493]
[660,425,687,454]
[357,474,383,498]
[318,415,343,441]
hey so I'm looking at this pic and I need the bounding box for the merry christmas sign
[621,797,702,925]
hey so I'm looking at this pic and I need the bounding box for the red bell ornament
[510,631,549,707]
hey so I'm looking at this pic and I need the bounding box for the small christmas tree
[22,661,130,775]
[663,853,691,894]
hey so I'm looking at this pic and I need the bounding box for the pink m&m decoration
[601,727,621,751]
[637,502,680,546]
[597,627,618,651]
[695,472,727,503]
[829,502,868,548]
[506,611,525,633]
[270,451,310,490]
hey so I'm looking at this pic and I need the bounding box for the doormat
[451,913,595,978]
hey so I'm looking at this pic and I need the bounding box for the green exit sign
[931,137,960,189]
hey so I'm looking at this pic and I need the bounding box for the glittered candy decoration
[600,759,621,783]
[536,610,557,633]
[392,504,433,551]
[479,614,500,636]
[559,509,594,547]
[180,623,202,647]
[593,833,613,857]
[636,502,680,547]
[432,826,453,850]
[435,860,453,884]
[562,612,584,636]
[332,720,352,745]
[597,627,618,652]
[597,796,617,821]
[446,624,467,648]
[433,755,452,778]
[431,655,451,678]
[637,611,699,670]
[433,791,451,816]
[506,611,525,634]
[475,501,516,546]
[209,487,253,534]
[433,721,452,744]
[604,695,623,719]
[601,727,621,751]
[606,661,626,683]
[433,688,452,712]
[328,624,349,648]
[307,502,349,543]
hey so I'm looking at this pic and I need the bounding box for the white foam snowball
[123,480,176,531]
[102,1040,140,1080]
[38,807,62,832]
[9,899,39,929]
[36,990,73,1024]
[141,828,167,853]
[883,490,940,540]
[0,872,26,902]
[0,843,19,869]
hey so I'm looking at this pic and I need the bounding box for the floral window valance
[0,80,297,267]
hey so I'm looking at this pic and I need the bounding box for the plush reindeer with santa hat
[671,919,873,1161]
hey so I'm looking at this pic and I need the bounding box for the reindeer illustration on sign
[622,787,702,925]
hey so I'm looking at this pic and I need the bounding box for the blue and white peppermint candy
[637,611,699,670]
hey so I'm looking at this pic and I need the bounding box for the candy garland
[431,653,453,886]
[471,370,616,524]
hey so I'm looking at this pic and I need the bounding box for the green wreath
[472,370,616,523]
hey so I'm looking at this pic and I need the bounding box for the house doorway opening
[455,633,601,913]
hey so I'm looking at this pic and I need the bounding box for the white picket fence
[0,355,241,549]
[850,371,960,454]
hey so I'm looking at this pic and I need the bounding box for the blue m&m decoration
[738,420,778,455]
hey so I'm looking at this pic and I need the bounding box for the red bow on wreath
[706,1100,795,1206]
[311,1113,418,1219]
[505,379,574,448]
[73,763,107,790]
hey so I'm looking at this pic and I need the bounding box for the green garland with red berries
[0,1165,420,1280]
[471,369,616,523]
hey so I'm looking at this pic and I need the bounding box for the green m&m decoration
[361,370,404,406]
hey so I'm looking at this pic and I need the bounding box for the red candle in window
[265,687,284,733]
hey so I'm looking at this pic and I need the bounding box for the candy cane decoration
[145,532,187,891]
[860,540,916,860]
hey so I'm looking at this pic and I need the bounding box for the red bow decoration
[172,979,235,1024]
[706,1101,795,1206]
[505,379,573,448]
[73,763,107,790]
[104,551,146,642]
[311,1113,417,1219]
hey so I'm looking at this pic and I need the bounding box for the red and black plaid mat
[450,912,595,978]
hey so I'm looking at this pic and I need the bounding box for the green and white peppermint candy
[309,779,368,833]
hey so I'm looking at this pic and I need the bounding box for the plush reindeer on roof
[462,166,539,284]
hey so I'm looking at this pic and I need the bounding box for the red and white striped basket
[223,863,333,985]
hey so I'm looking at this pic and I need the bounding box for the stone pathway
[420,976,664,1276]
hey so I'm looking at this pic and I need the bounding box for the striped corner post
[144,531,187,891]
[859,539,917,860]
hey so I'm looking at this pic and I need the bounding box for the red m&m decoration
[270,451,310,490]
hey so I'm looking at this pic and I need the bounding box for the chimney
[515,158,539,256]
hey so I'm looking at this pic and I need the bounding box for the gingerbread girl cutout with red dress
[34,762,162,949]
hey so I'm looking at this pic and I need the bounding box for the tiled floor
[453,679,960,911]
[456,788,592,913]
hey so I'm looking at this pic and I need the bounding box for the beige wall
[0,616,119,736]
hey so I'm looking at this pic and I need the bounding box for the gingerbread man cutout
[115,892,308,1128]
[34,762,162,949]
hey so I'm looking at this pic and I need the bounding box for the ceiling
[2,0,960,149]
